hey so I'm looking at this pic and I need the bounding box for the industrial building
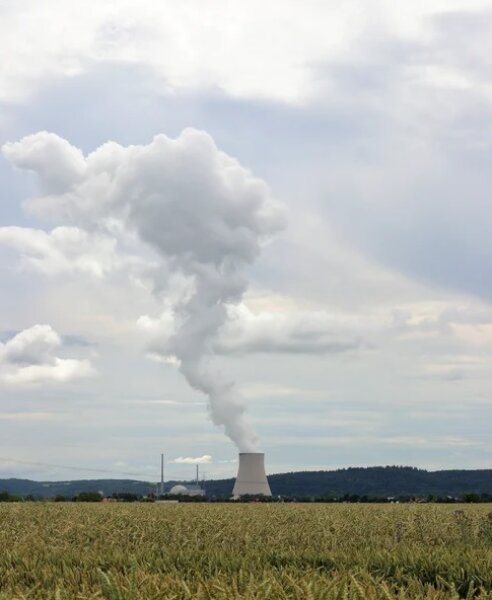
[232,452,272,498]
[168,484,205,497]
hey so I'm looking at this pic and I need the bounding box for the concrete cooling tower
[232,452,272,498]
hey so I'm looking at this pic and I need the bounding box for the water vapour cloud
[2,129,286,450]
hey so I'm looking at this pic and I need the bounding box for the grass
[0,503,491,599]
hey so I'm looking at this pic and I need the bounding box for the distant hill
[1,466,491,499]
[0,478,156,498]
[205,466,492,498]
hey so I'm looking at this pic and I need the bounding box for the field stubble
[0,503,492,599]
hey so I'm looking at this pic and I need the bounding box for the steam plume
[2,129,285,450]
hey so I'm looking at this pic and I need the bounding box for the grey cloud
[391,305,492,337]
[431,10,492,77]
[62,334,95,347]
[0,325,95,385]
[3,132,86,193]
[432,10,492,34]
[223,336,358,356]
[216,307,363,355]
[140,303,366,358]
[269,11,490,302]
[3,331,96,350]
[409,365,467,382]
[0,331,18,343]
[316,101,492,301]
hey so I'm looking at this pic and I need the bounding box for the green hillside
[1,466,491,499]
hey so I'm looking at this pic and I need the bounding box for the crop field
[1,503,492,599]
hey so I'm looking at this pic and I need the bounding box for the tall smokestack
[232,452,272,498]
[160,453,164,495]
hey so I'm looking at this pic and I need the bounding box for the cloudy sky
[1,0,492,482]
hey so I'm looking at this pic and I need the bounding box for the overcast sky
[1,0,492,482]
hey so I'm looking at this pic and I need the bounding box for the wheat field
[0,503,492,599]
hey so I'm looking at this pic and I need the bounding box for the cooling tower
[232,452,272,498]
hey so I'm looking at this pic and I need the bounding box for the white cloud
[0,1,364,104]
[0,324,60,366]
[1,1,487,105]
[2,130,285,259]
[2,132,86,192]
[171,455,212,465]
[140,300,367,358]
[0,325,95,385]
[0,412,65,422]
[240,382,323,400]
[218,303,364,355]
[0,226,122,278]
[2,358,94,385]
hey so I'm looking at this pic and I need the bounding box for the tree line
[1,490,491,503]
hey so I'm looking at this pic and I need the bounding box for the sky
[1,0,492,482]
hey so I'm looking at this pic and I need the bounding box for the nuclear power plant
[232,452,272,498]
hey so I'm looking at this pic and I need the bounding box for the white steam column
[232,452,272,498]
